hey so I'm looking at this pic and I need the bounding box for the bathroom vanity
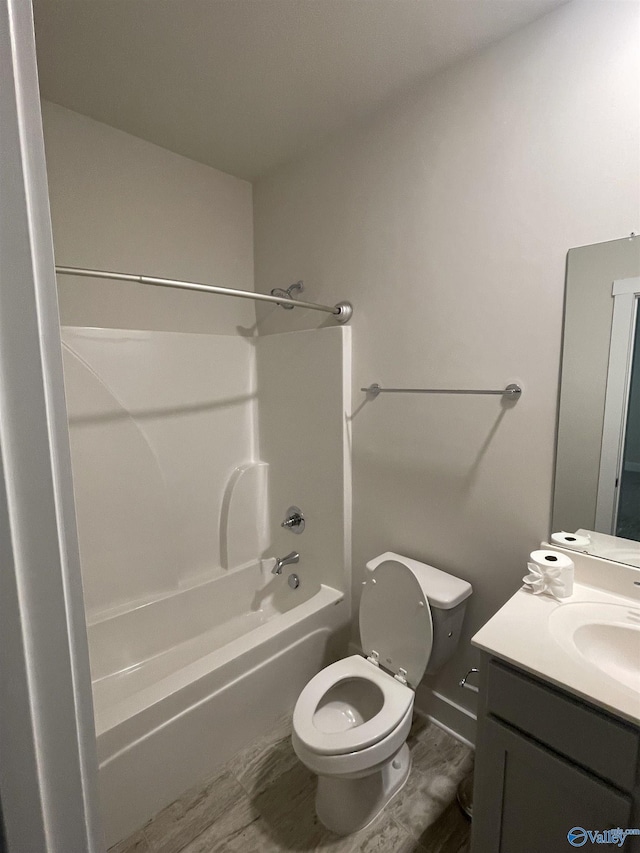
[470,556,640,853]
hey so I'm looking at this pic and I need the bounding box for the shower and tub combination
[58,268,352,847]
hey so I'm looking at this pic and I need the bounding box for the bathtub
[90,561,348,847]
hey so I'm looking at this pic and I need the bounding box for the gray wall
[42,101,255,335]
[253,1,640,725]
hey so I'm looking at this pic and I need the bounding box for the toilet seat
[293,654,413,756]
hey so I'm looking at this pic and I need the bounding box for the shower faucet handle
[281,506,305,533]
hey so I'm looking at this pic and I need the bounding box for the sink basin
[548,602,640,694]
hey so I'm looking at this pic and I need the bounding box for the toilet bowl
[291,551,472,835]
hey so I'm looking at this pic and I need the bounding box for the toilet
[291,551,472,835]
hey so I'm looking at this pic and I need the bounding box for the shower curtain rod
[55,266,353,323]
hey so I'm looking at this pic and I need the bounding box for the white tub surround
[256,327,352,597]
[62,324,352,846]
[220,463,269,569]
[61,327,260,617]
[472,550,640,725]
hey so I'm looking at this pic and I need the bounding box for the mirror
[553,234,640,566]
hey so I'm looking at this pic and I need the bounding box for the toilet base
[315,742,411,836]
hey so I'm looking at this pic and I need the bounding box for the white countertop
[472,580,640,726]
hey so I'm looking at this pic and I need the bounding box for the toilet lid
[359,558,433,688]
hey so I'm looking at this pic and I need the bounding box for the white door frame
[595,277,640,534]
[0,1,103,850]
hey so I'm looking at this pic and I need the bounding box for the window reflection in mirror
[553,234,640,566]
[617,310,640,540]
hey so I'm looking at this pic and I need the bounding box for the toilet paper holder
[459,668,480,694]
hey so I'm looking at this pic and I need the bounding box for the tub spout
[272,551,299,575]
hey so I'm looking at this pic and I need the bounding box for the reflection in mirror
[553,234,640,566]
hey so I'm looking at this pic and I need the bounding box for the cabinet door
[471,717,632,853]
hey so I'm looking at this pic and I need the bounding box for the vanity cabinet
[471,655,640,853]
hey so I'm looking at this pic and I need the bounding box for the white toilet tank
[364,552,472,678]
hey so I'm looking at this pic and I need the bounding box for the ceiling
[33,0,568,181]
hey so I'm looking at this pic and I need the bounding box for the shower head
[270,280,304,309]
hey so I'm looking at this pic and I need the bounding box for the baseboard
[414,687,477,748]
[347,641,476,747]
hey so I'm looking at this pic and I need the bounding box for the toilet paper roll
[524,549,574,599]
[550,531,591,551]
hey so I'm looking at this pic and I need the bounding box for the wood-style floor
[109,713,474,853]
